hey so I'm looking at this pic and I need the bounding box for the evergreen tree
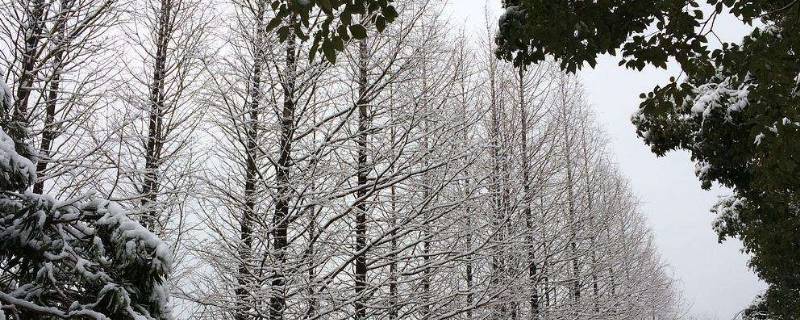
[0,79,172,320]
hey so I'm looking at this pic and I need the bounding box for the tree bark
[269,17,296,320]
[141,0,174,231]
[236,2,266,319]
[354,37,370,320]
[33,0,74,194]
[519,67,540,319]
[12,0,46,123]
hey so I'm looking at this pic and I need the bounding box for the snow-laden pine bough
[0,80,172,320]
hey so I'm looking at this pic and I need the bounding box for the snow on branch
[0,123,172,319]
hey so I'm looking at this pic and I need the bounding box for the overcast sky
[444,1,766,319]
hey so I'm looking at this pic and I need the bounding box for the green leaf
[266,16,283,32]
[317,0,332,14]
[277,26,290,42]
[299,8,310,27]
[341,11,352,25]
[309,40,319,61]
[333,36,344,51]
[383,5,398,21]
[375,16,386,32]
[311,34,328,62]
[322,40,336,64]
[350,24,367,39]
[295,27,309,41]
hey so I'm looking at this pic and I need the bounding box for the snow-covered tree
[0,0,694,318]
[0,80,172,320]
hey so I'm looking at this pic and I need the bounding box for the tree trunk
[354,36,370,320]
[33,55,63,194]
[562,101,580,317]
[582,134,600,316]
[388,88,399,320]
[12,0,46,123]
[33,0,73,194]
[488,56,507,320]
[141,0,174,231]
[236,3,265,319]
[519,67,540,319]
[269,17,296,320]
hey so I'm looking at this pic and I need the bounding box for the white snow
[95,200,173,273]
[0,128,35,189]
[754,132,765,145]
[690,77,750,122]
[768,123,778,133]
[0,79,12,111]
[712,196,745,235]
[694,161,711,179]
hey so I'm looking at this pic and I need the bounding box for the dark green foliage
[266,0,398,63]
[496,0,711,72]
[497,0,800,317]
[0,81,172,319]
[0,192,173,319]
[637,10,800,319]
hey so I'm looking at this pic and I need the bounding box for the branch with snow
[0,124,173,320]
[711,195,746,240]
[690,76,751,122]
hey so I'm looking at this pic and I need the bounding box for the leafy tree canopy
[496,0,800,317]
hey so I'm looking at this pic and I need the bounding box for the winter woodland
[0,0,686,318]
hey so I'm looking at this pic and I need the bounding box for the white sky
[444,1,766,319]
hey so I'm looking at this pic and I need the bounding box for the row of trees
[495,0,800,317]
[0,0,686,318]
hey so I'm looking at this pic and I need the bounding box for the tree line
[0,0,687,319]
[494,0,800,317]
